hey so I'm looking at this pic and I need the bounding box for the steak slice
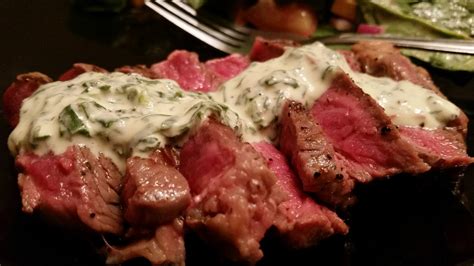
[352,41,440,94]
[58,63,108,81]
[249,37,300,62]
[280,101,357,207]
[16,145,123,234]
[4,65,107,127]
[204,53,251,80]
[116,64,160,79]
[253,142,349,248]
[351,41,472,167]
[249,37,361,73]
[398,127,474,168]
[3,72,52,127]
[122,149,191,227]
[311,72,430,179]
[338,50,362,72]
[106,218,185,266]
[180,120,283,263]
[150,50,249,92]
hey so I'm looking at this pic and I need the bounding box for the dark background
[0,1,473,265]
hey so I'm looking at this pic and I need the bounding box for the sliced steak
[204,53,250,80]
[122,149,191,227]
[180,120,283,263]
[311,72,430,179]
[16,145,123,234]
[116,64,159,79]
[352,41,472,167]
[3,72,52,127]
[249,37,362,73]
[253,142,348,248]
[58,63,108,81]
[280,101,357,207]
[249,37,299,62]
[352,41,440,94]
[338,50,361,72]
[398,127,473,168]
[150,50,249,92]
[106,218,185,266]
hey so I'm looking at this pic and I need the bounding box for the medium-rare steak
[204,53,251,80]
[16,145,123,234]
[59,63,108,81]
[279,101,357,207]
[311,72,430,179]
[150,50,249,92]
[122,149,191,227]
[180,120,284,263]
[249,37,300,62]
[3,72,52,127]
[338,50,362,72]
[3,38,472,266]
[116,64,160,79]
[249,37,361,72]
[351,41,440,94]
[398,127,474,168]
[253,142,348,248]
[106,218,185,266]
[351,41,473,167]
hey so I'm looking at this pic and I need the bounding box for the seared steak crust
[253,142,348,248]
[280,101,356,207]
[352,41,440,94]
[312,72,430,178]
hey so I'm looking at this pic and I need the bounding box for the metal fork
[146,0,474,55]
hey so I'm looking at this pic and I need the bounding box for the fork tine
[148,0,250,53]
[158,1,246,45]
[172,0,253,38]
[146,2,229,51]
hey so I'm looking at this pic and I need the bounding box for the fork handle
[317,34,474,55]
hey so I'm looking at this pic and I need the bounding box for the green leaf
[359,0,474,71]
[359,0,471,38]
[312,25,339,38]
[187,0,207,10]
[401,49,474,72]
[59,105,90,137]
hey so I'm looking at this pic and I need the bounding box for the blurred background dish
[0,1,473,266]
[155,0,474,71]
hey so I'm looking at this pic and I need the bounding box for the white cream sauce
[8,42,461,171]
[8,73,241,171]
[216,42,460,134]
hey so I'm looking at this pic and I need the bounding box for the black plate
[0,1,473,265]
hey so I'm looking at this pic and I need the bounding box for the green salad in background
[360,0,474,71]
[184,0,474,72]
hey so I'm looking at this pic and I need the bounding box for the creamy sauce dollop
[9,42,460,171]
[215,42,460,137]
[8,73,241,171]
